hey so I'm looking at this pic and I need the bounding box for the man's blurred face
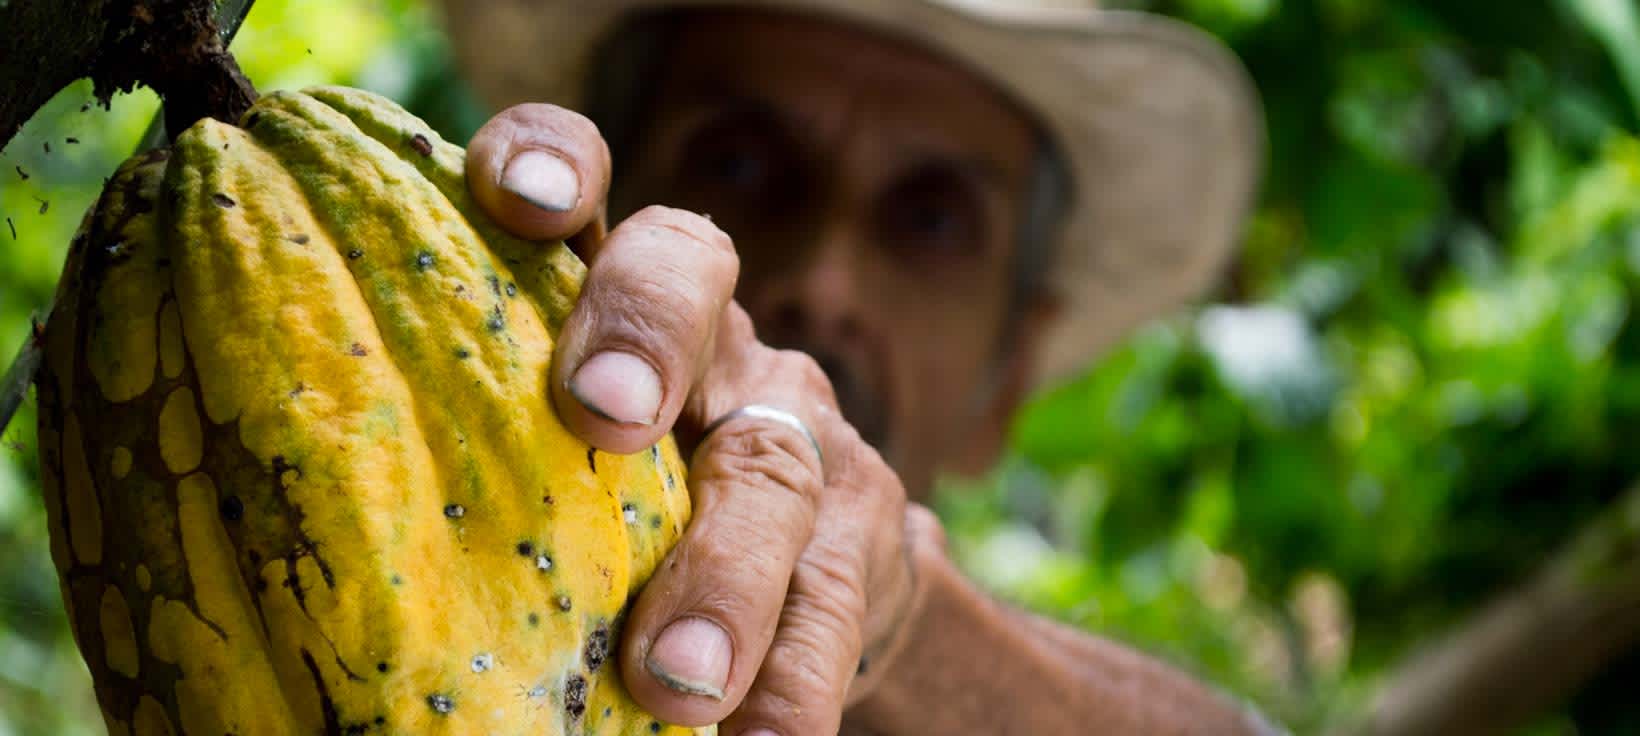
[611,10,1044,497]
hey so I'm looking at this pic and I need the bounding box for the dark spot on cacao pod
[506,282,518,297]
[375,717,386,726]
[604,707,612,718]
[487,307,505,333]
[543,494,554,505]
[516,540,534,557]
[564,675,587,719]
[271,455,301,480]
[349,343,368,357]
[650,722,662,733]
[650,514,662,529]
[248,549,261,564]
[557,594,572,612]
[219,495,244,521]
[288,233,310,245]
[347,249,363,260]
[443,503,465,519]
[390,574,403,586]
[527,612,540,627]
[584,624,610,671]
[453,347,471,359]
[410,134,433,156]
[415,251,435,271]
[586,448,597,473]
[212,193,236,208]
[426,693,454,715]
[376,661,389,673]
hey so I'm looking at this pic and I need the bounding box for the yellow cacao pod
[34,86,707,736]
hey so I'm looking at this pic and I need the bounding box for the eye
[701,142,769,189]
[675,114,789,198]
[876,165,987,258]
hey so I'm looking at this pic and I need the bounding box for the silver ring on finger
[700,404,824,471]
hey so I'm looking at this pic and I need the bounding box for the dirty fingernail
[740,730,780,736]
[568,350,661,426]
[646,617,731,700]
[501,150,580,212]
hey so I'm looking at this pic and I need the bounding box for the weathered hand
[466,103,943,734]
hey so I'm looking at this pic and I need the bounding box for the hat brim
[442,0,1265,389]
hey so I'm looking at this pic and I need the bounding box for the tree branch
[1354,482,1640,735]
[0,0,117,150]
[0,0,255,152]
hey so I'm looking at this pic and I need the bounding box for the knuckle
[551,106,602,139]
[792,544,870,628]
[743,673,831,735]
[827,428,904,506]
[771,635,840,701]
[693,423,824,507]
[718,303,760,351]
[776,349,828,389]
[503,102,601,139]
[907,504,950,554]
[632,205,738,262]
[594,271,701,351]
[742,598,860,729]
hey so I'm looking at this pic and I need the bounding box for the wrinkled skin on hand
[466,101,947,734]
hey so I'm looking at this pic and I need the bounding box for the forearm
[846,553,1272,735]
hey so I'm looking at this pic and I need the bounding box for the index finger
[465,103,612,241]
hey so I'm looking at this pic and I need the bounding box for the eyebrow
[669,83,1019,198]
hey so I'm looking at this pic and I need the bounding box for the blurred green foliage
[4,0,1640,733]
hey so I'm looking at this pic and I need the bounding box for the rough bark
[1354,481,1640,735]
[0,0,112,151]
[0,0,255,152]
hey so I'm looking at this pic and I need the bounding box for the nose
[742,225,866,347]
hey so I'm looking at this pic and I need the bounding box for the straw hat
[440,0,1264,389]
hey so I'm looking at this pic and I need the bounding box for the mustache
[770,341,890,453]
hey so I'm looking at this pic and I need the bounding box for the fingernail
[645,617,731,700]
[501,150,580,212]
[741,730,780,736]
[568,351,661,426]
